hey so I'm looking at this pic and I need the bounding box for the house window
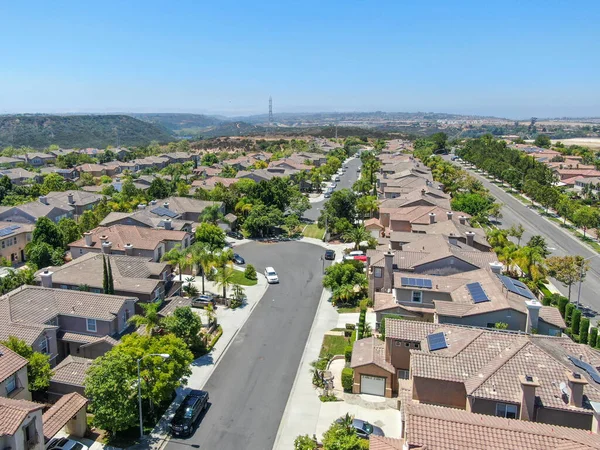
[79,248,83,255]
[412,291,423,303]
[398,369,410,380]
[39,336,49,354]
[87,318,97,332]
[404,342,410,347]
[1,240,4,249]
[496,403,518,419]
[414,342,420,349]
[5,374,17,395]
[394,340,402,346]
[374,267,383,278]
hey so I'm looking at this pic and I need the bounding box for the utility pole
[268,96,273,134]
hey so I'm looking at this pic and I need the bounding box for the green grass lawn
[230,269,258,286]
[303,224,325,239]
[320,334,353,358]
[337,306,360,313]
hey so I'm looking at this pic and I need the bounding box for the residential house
[38,253,173,302]
[292,152,328,167]
[224,155,257,170]
[79,148,104,157]
[0,397,45,450]
[0,168,40,186]
[77,164,107,178]
[268,159,312,171]
[378,188,451,210]
[48,149,78,158]
[193,166,221,178]
[48,356,94,401]
[0,156,25,167]
[43,190,103,216]
[24,153,55,166]
[0,200,73,224]
[160,152,197,165]
[39,167,79,182]
[133,156,169,171]
[247,151,273,161]
[69,224,191,261]
[113,147,132,161]
[0,222,34,265]
[0,344,30,401]
[376,205,464,235]
[555,168,600,183]
[574,176,600,195]
[192,176,239,190]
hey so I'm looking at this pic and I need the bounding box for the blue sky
[1,0,599,118]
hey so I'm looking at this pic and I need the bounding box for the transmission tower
[268,96,273,125]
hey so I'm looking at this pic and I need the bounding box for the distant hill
[130,113,228,136]
[0,114,173,149]
[199,121,266,138]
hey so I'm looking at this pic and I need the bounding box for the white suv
[264,267,279,284]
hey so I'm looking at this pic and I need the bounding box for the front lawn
[320,333,353,358]
[303,224,325,239]
[230,269,257,286]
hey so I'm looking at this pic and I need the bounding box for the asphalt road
[166,241,331,450]
[445,156,600,320]
[303,157,362,221]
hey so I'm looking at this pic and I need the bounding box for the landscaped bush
[244,264,257,280]
[580,317,590,344]
[572,309,582,335]
[345,346,353,362]
[589,327,598,347]
[345,323,356,330]
[341,368,354,392]
[565,303,575,325]
[558,297,569,317]
[542,296,553,306]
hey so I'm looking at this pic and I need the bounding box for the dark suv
[170,390,209,437]
[324,249,336,260]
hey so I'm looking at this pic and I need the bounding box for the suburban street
[166,241,331,450]
[303,157,362,221]
[446,156,600,320]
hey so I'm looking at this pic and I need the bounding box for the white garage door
[360,375,386,396]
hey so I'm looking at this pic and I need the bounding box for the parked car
[336,418,384,439]
[264,267,279,283]
[46,438,89,450]
[349,250,364,256]
[335,175,341,182]
[227,231,243,240]
[324,249,336,260]
[191,294,215,308]
[324,192,331,198]
[170,390,210,437]
[232,253,245,264]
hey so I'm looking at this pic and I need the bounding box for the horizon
[1,1,599,118]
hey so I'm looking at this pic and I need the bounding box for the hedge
[580,318,590,345]
[565,303,575,325]
[572,309,582,336]
[590,327,598,347]
[558,297,569,318]
[345,346,353,362]
[341,368,354,392]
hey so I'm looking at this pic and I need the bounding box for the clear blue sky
[1,0,599,118]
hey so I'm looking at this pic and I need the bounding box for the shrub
[565,327,572,337]
[319,394,339,402]
[565,303,575,325]
[244,264,257,280]
[294,435,318,450]
[341,368,354,392]
[558,297,569,317]
[589,327,598,347]
[541,296,552,306]
[345,323,356,330]
[572,309,582,336]
[344,346,353,362]
[580,317,590,344]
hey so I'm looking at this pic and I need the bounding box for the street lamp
[137,353,170,438]
[576,254,600,309]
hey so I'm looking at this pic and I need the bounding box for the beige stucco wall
[412,376,467,409]
[0,366,30,401]
[352,364,396,398]
[536,407,592,430]
[387,338,420,370]
[0,409,44,450]
[0,231,30,265]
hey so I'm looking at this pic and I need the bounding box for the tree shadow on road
[192,353,215,367]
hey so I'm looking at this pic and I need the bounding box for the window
[39,337,49,354]
[414,342,420,349]
[5,374,17,395]
[394,340,402,346]
[412,291,423,303]
[398,369,410,380]
[496,403,518,419]
[79,249,83,255]
[404,342,410,347]
[374,267,383,278]
[87,318,97,332]
[1,240,4,249]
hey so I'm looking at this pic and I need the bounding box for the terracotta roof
[70,224,188,251]
[350,337,395,373]
[404,402,600,450]
[369,435,404,450]
[58,331,118,346]
[0,396,43,436]
[158,296,191,317]
[51,356,94,387]
[42,392,88,440]
[0,343,28,383]
[192,176,238,189]
[0,320,55,347]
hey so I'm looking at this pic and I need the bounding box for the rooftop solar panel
[151,206,178,218]
[400,277,433,289]
[466,282,489,303]
[427,332,447,351]
[569,356,600,384]
[0,225,20,237]
[498,275,535,299]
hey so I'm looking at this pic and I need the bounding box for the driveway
[165,241,327,450]
[304,157,362,221]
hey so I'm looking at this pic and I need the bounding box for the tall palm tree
[161,244,190,278]
[342,225,370,250]
[235,198,253,218]
[497,244,518,276]
[514,246,547,282]
[128,302,162,336]
[216,266,236,299]
[200,204,225,225]
[191,244,214,294]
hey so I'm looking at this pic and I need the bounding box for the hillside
[0,114,173,149]
[130,113,227,136]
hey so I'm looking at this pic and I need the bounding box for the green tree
[25,242,55,269]
[527,235,550,258]
[191,244,214,294]
[573,207,599,238]
[243,204,284,237]
[294,435,318,450]
[195,222,226,251]
[102,255,109,294]
[534,134,551,148]
[148,178,172,199]
[215,265,236,299]
[545,256,589,301]
[106,256,114,294]
[580,318,590,344]
[162,306,202,347]
[450,193,493,217]
[79,210,100,233]
[199,204,225,225]
[32,216,63,248]
[162,244,190,278]
[40,173,67,194]
[57,218,81,248]
[1,336,52,393]
[128,302,163,336]
[321,415,363,450]
[342,225,370,250]
[515,246,546,282]
[572,309,582,337]
[323,261,368,292]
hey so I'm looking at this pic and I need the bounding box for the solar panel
[0,225,20,237]
[400,277,433,289]
[498,275,535,299]
[427,332,447,351]
[568,356,600,384]
[466,282,489,303]
[151,206,178,218]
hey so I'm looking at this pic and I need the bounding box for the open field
[551,137,600,148]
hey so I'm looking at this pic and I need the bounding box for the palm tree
[514,246,547,282]
[191,244,214,294]
[342,225,370,250]
[216,265,236,300]
[200,204,225,225]
[162,244,190,278]
[486,228,509,250]
[338,413,354,432]
[235,198,253,218]
[332,284,355,306]
[497,244,518,276]
[128,302,162,336]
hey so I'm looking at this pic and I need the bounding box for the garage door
[360,375,386,396]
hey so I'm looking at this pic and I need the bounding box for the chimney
[99,235,108,244]
[429,213,436,224]
[164,219,172,230]
[525,299,542,333]
[446,211,453,220]
[124,243,134,256]
[566,371,588,408]
[591,401,600,434]
[383,249,395,291]
[489,261,504,275]
[137,204,146,210]
[39,196,48,205]
[40,270,53,288]
[421,189,426,196]
[163,202,170,210]
[101,241,112,254]
[150,200,157,205]
[84,232,93,246]
[465,231,475,247]
[448,233,458,246]
[68,193,74,204]
[459,215,467,225]
[519,375,540,421]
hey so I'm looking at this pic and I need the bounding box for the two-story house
[0,344,30,401]
[0,222,34,265]
[24,153,55,166]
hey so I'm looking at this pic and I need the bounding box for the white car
[46,438,89,450]
[264,267,279,284]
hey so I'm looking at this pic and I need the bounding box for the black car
[324,249,336,260]
[232,253,245,264]
[170,390,209,437]
[227,231,243,240]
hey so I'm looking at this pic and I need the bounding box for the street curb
[272,287,331,450]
